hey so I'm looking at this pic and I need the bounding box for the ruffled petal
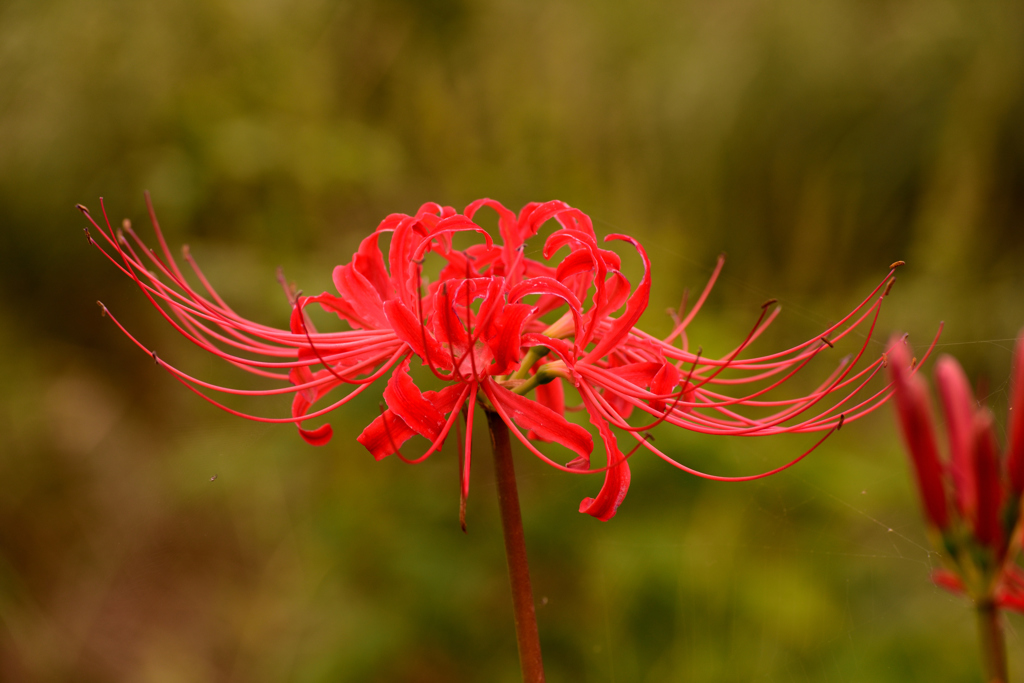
[384,358,447,439]
[299,423,334,446]
[487,303,534,376]
[383,299,454,370]
[287,358,348,445]
[584,235,651,363]
[487,381,593,460]
[357,411,418,460]
[578,401,631,521]
[650,362,682,413]
[332,262,389,329]
[353,232,393,301]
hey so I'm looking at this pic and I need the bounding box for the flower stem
[486,408,546,683]
[976,599,1008,683]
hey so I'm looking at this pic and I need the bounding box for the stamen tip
[761,298,778,309]
[75,203,89,214]
[820,336,834,348]
[889,260,906,270]
[152,350,160,365]
[122,218,131,230]
[96,301,107,316]
[837,414,845,431]
[884,278,896,297]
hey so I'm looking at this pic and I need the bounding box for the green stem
[976,599,1008,683]
[486,409,546,683]
[511,346,549,380]
[511,368,554,397]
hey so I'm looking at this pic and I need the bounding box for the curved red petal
[332,262,389,329]
[383,358,447,440]
[578,405,630,521]
[357,411,417,460]
[584,235,651,363]
[487,381,593,459]
[299,423,334,446]
[487,303,533,376]
[931,568,965,594]
[352,232,393,301]
[383,299,453,369]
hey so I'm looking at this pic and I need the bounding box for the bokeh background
[2,0,1024,680]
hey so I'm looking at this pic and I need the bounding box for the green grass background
[2,0,1024,680]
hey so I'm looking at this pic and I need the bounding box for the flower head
[82,195,902,524]
[887,330,1024,610]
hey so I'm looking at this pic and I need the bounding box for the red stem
[486,409,546,683]
[976,599,1008,683]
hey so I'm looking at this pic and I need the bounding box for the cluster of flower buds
[82,195,902,524]
[888,332,1024,610]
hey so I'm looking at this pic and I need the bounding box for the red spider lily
[81,195,903,525]
[887,330,1024,612]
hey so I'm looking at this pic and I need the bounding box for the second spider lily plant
[81,195,902,527]
[888,331,1024,683]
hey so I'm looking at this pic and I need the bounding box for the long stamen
[294,296,349,384]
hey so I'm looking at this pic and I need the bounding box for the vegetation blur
[2,0,1023,680]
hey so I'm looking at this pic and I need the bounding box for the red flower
[887,330,1024,611]
[81,195,903,523]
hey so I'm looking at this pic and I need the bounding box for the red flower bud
[887,338,949,530]
[934,355,977,517]
[1008,329,1024,494]
[972,409,1003,553]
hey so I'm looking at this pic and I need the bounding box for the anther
[761,298,778,309]
[75,203,89,214]
[884,278,895,297]
[83,226,92,245]
[889,260,905,270]
[152,350,160,365]
[837,414,845,431]
[820,336,834,348]
[122,218,131,231]
[96,301,107,317]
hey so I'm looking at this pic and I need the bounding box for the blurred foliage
[2,0,1024,680]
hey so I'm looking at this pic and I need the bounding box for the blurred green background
[2,0,1024,680]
